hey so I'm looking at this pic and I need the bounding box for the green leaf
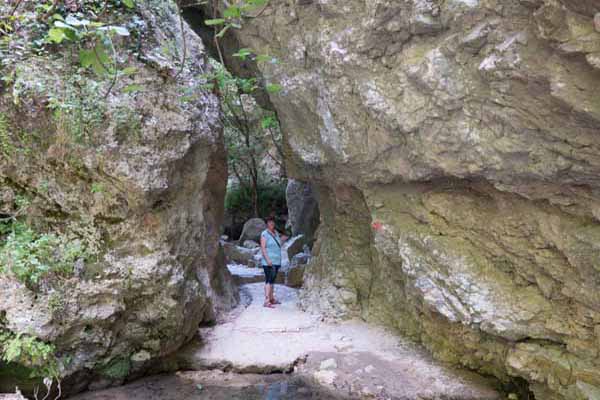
[47,28,67,43]
[247,0,268,6]
[233,48,252,60]
[223,6,241,18]
[266,83,283,93]
[79,43,110,76]
[255,54,272,63]
[123,84,143,93]
[122,0,135,8]
[79,49,95,68]
[204,18,226,26]
[121,67,138,75]
[216,25,230,38]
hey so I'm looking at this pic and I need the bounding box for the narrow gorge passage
[2,1,600,399]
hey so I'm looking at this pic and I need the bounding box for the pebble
[314,370,337,385]
[365,365,376,373]
[320,358,338,370]
[334,343,353,352]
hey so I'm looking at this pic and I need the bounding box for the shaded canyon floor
[72,281,502,399]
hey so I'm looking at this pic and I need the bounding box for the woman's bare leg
[264,283,270,304]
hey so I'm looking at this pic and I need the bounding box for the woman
[260,216,288,308]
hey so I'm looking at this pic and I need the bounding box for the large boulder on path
[223,242,260,265]
[286,180,319,247]
[238,218,267,243]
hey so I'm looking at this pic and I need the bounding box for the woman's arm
[260,235,272,266]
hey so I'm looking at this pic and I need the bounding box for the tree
[207,63,284,217]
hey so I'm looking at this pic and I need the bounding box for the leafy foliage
[1,1,137,78]
[203,62,285,216]
[0,330,60,380]
[0,222,93,291]
[225,179,287,221]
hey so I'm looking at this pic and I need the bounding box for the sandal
[264,302,275,308]
[270,299,281,305]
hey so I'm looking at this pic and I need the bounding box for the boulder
[238,218,267,243]
[284,235,305,260]
[291,252,310,266]
[284,264,305,288]
[242,240,260,249]
[219,0,600,398]
[223,242,260,266]
[0,0,235,394]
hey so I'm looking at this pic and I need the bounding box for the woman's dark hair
[265,215,276,223]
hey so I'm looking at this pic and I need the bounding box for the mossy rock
[98,357,131,380]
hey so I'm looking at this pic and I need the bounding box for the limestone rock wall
[213,1,600,398]
[0,0,235,393]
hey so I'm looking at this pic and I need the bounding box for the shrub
[225,179,287,219]
[0,330,60,380]
[0,223,90,290]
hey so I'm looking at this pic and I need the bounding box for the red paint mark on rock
[371,221,383,231]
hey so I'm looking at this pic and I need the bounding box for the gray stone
[218,0,600,398]
[284,264,305,288]
[291,252,310,266]
[242,240,260,249]
[0,0,236,392]
[319,358,338,370]
[223,242,260,265]
[284,234,305,260]
[286,180,319,246]
[238,218,267,243]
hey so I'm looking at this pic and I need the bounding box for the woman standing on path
[260,216,288,308]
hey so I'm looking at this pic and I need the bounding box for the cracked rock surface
[207,0,600,398]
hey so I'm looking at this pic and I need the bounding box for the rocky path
[71,282,502,399]
[176,283,501,399]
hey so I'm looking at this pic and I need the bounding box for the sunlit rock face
[0,0,236,393]
[214,0,600,398]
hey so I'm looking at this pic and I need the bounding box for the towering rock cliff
[210,1,600,398]
[0,0,235,393]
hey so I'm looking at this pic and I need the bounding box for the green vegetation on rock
[0,222,91,290]
[99,357,131,380]
[0,329,60,380]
